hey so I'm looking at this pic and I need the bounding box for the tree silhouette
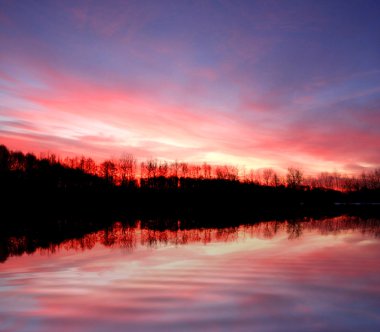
[0,144,10,172]
[100,160,116,184]
[286,167,303,188]
[119,153,136,185]
[0,143,379,218]
[262,168,274,186]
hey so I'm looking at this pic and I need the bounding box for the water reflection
[1,216,380,332]
[1,216,380,262]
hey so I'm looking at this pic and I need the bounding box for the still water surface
[1,216,380,331]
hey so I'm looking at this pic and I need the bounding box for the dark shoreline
[2,177,380,237]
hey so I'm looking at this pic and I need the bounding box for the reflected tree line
[1,216,379,263]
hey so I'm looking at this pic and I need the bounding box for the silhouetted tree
[0,144,10,172]
[169,160,180,178]
[180,162,189,178]
[146,159,158,179]
[84,157,97,175]
[25,153,37,173]
[247,169,262,184]
[271,172,282,187]
[189,164,202,179]
[214,165,238,181]
[119,153,136,185]
[100,160,116,184]
[202,162,212,179]
[262,168,274,186]
[158,161,168,178]
[8,151,25,171]
[368,169,380,190]
[286,167,303,188]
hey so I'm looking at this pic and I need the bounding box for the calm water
[1,216,380,331]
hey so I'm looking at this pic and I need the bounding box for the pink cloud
[1,54,379,175]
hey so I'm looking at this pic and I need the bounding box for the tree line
[1,144,379,191]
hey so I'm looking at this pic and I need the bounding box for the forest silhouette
[1,144,379,212]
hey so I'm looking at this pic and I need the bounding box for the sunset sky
[1,0,379,174]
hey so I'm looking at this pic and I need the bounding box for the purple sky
[1,0,379,174]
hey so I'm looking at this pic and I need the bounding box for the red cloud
[1,56,379,175]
